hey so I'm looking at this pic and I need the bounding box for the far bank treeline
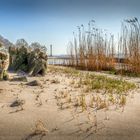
[67,17,140,76]
[0,39,48,80]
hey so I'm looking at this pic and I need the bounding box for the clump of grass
[119,95,126,112]
[48,65,80,77]
[24,120,48,140]
[77,73,136,94]
[79,94,87,112]
[107,69,140,77]
[52,66,136,134]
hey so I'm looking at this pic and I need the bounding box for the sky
[0,0,140,55]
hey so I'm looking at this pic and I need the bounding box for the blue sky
[0,0,140,55]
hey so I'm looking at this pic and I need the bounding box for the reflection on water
[48,58,70,65]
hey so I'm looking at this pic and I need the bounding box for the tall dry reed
[119,18,140,74]
[68,20,115,71]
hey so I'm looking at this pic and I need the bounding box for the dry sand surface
[0,66,140,140]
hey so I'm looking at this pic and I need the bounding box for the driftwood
[26,80,41,86]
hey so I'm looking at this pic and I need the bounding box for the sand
[0,67,140,140]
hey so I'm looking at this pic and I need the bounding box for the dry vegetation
[1,17,140,140]
[118,18,140,75]
[49,65,136,135]
[68,20,115,71]
[24,120,48,140]
[48,65,137,137]
[0,65,138,139]
[49,66,136,108]
[67,17,140,77]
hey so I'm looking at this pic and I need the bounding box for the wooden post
[50,45,52,57]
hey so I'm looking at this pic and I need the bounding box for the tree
[30,42,47,53]
[15,39,28,48]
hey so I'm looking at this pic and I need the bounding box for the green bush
[9,46,48,76]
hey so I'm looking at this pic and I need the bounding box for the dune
[0,66,140,140]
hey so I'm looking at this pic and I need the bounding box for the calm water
[48,58,70,65]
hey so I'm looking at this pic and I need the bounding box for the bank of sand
[0,66,140,140]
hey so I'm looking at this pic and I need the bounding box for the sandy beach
[0,66,140,140]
